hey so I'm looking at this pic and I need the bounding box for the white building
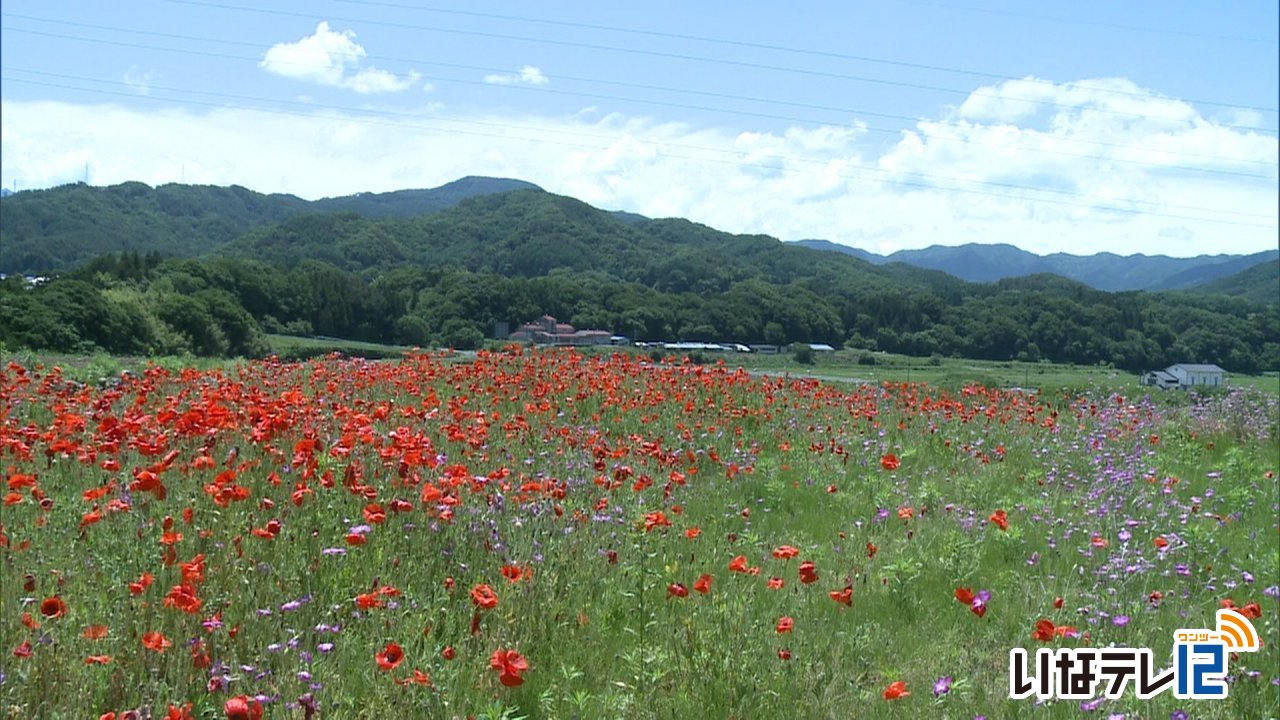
[1165,364,1227,388]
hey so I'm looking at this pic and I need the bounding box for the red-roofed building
[509,315,613,346]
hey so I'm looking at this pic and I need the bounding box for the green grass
[1,349,1276,718]
[264,333,410,360]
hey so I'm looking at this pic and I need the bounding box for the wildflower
[667,583,688,598]
[693,574,712,594]
[933,676,952,697]
[376,642,404,671]
[39,596,67,619]
[489,648,529,687]
[772,545,799,560]
[470,584,499,610]
[223,696,263,720]
[830,586,853,606]
[989,510,1008,531]
[882,680,909,699]
[142,632,172,652]
[799,560,818,584]
[776,616,793,633]
[880,454,900,471]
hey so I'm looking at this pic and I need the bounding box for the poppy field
[1,349,1276,719]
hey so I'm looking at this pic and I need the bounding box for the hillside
[0,177,539,273]
[3,184,1276,373]
[795,240,1279,292]
[1190,260,1279,306]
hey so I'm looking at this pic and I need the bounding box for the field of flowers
[1,349,1276,719]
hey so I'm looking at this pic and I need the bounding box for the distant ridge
[0,177,540,274]
[795,240,1279,293]
[310,177,541,219]
[1190,260,1279,306]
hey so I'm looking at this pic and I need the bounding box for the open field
[1,349,1276,718]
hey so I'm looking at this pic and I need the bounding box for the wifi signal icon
[1216,608,1260,652]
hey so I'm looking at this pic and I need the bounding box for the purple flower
[322,548,347,556]
[1112,615,1130,627]
[1080,697,1104,711]
[933,676,952,697]
[1170,711,1188,720]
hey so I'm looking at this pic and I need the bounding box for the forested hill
[1189,260,1280,307]
[2,185,1277,372]
[0,177,539,273]
[795,239,1279,292]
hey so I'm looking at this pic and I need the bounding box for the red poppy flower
[470,584,499,610]
[799,560,818,584]
[142,631,171,652]
[882,680,909,700]
[777,648,792,660]
[880,454,900,471]
[1053,597,1065,609]
[684,526,701,539]
[396,668,432,686]
[667,583,688,598]
[776,616,794,633]
[39,596,67,619]
[954,587,975,605]
[1153,535,1168,549]
[85,655,112,664]
[830,586,853,606]
[989,509,1008,531]
[728,555,748,573]
[1240,602,1262,620]
[489,648,529,687]
[128,572,154,596]
[866,542,877,559]
[1032,619,1057,642]
[767,577,785,590]
[772,545,799,560]
[693,574,712,594]
[163,584,203,614]
[223,696,263,720]
[442,646,456,660]
[376,642,404,671]
[82,625,109,640]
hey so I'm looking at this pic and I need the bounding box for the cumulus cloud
[260,22,419,94]
[484,66,550,86]
[1,74,1274,257]
[122,66,156,95]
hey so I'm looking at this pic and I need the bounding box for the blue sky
[2,0,1277,256]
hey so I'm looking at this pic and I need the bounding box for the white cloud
[122,66,156,96]
[1,75,1275,258]
[485,65,550,86]
[260,22,419,94]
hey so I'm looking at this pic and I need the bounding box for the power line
[329,0,1280,112]
[2,19,1275,178]
[892,0,1279,46]
[4,71,1275,230]
[155,0,1278,132]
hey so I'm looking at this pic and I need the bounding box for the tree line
[2,250,1275,372]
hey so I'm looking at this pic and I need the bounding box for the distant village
[507,315,835,355]
[509,315,1230,389]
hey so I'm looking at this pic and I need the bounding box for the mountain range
[0,177,1274,304]
[2,177,1275,371]
[794,239,1278,293]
